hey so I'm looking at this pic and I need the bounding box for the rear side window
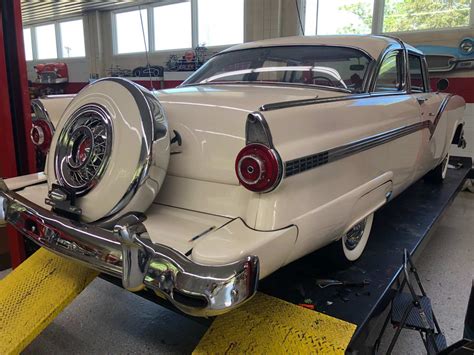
[409,54,426,93]
[374,51,402,92]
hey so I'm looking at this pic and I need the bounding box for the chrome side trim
[0,181,259,317]
[285,121,430,177]
[245,112,284,192]
[259,92,409,112]
[246,112,274,146]
[430,94,453,139]
[260,93,369,112]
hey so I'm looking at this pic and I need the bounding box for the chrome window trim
[182,44,376,90]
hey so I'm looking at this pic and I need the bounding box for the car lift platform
[105,156,473,353]
[1,157,470,354]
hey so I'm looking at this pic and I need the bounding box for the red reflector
[235,143,281,192]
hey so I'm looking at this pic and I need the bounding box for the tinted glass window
[184,46,372,93]
[374,51,401,92]
[409,55,426,93]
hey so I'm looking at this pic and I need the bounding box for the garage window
[154,2,192,50]
[35,24,57,60]
[23,28,33,61]
[23,18,86,60]
[383,0,471,32]
[114,9,149,54]
[305,0,374,35]
[60,19,85,58]
[197,0,244,46]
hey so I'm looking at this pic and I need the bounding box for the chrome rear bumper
[0,179,259,316]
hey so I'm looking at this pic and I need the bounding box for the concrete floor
[0,191,473,354]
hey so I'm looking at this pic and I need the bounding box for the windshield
[183,46,373,93]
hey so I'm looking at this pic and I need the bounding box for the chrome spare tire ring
[54,104,113,196]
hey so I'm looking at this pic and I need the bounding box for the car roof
[222,35,422,60]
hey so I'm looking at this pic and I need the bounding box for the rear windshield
[183,46,372,93]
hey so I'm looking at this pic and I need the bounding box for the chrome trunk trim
[0,180,259,317]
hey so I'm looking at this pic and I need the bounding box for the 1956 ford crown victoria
[0,35,466,316]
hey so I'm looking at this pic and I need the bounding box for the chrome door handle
[417,97,428,105]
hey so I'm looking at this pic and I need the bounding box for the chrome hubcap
[55,104,112,196]
[344,218,367,250]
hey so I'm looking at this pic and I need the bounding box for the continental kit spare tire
[46,78,170,223]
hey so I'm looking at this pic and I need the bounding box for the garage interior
[0,0,473,354]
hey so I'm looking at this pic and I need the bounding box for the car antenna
[295,0,304,35]
[139,5,154,90]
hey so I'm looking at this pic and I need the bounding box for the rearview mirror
[436,78,449,91]
[350,64,365,71]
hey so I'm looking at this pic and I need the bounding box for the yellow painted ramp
[194,293,357,354]
[0,248,97,354]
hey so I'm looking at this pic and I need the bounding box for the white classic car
[1,35,466,316]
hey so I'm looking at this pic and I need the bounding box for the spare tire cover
[46,78,170,223]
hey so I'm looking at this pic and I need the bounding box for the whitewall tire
[425,153,450,184]
[342,213,374,261]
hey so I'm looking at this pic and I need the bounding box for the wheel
[342,213,374,261]
[424,153,450,184]
[46,78,170,223]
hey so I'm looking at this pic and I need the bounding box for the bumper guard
[0,179,259,316]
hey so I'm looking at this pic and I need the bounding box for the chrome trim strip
[259,92,410,112]
[0,180,259,317]
[285,121,431,177]
[245,112,284,192]
[246,112,274,146]
[260,93,370,112]
[283,94,453,177]
[430,94,453,139]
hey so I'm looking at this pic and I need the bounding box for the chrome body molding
[245,112,284,192]
[285,121,432,177]
[260,93,371,112]
[430,94,453,139]
[246,112,274,146]
[0,179,259,317]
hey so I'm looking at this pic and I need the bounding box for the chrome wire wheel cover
[344,218,367,250]
[54,104,112,196]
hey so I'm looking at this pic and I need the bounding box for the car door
[372,49,425,193]
[408,53,445,176]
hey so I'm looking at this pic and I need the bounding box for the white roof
[222,35,411,60]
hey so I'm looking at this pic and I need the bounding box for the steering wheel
[312,76,335,87]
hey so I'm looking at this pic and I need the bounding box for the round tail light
[31,120,53,154]
[235,143,282,192]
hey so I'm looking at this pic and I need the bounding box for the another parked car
[1,35,466,316]
[132,65,164,77]
[417,37,474,72]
